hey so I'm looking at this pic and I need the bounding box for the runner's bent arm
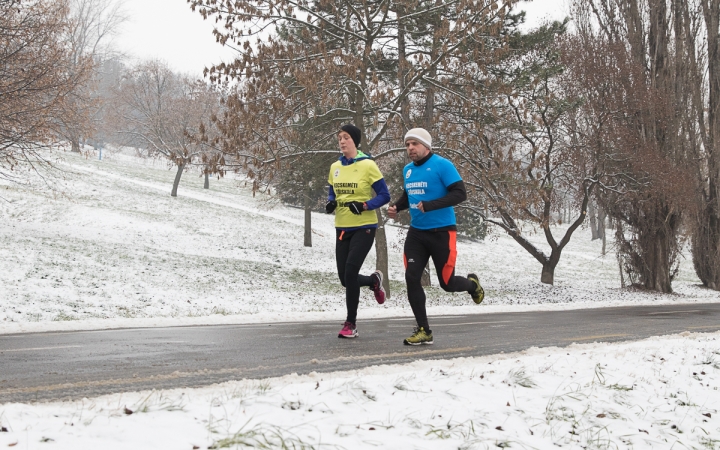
[391,190,409,211]
[420,180,467,212]
[364,178,390,210]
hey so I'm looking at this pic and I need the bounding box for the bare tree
[114,61,220,197]
[441,21,598,285]
[689,0,720,290]
[1,0,92,183]
[566,0,696,293]
[189,0,518,296]
[60,0,126,153]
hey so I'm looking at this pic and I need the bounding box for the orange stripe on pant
[441,231,458,285]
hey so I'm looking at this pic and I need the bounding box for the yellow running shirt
[328,156,383,228]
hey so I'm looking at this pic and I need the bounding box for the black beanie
[340,124,362,148]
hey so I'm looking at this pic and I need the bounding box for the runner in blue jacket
[388,128,484,345]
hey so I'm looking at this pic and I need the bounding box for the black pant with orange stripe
[404,227,475,332]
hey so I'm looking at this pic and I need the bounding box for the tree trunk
[596,204,607,254]
[374,209,390,299]
[71,136,81,153]
[304,187,312,247]
[421,264,431,286]
[171,163,184,197]
[624,199,680,293]
[423,0,441,130]
[620,204,679,294]
[397,5,411,128]
[541,246,563,285]
[541,263,555,285]
[692,0,720,290]
[589,201,599,240]
[692,203,720,289]
[204,171,210,189]
[418,6,439,286]
[643,229,673,292]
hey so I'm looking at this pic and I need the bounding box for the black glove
[346,201,365,215]
[325,200,337,214]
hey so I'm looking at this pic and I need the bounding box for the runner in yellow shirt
[326,124,390,338]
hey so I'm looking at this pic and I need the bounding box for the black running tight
[336,228,376,324]
[404,227,474,332]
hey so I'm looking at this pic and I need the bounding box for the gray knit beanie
[404,128,432,149]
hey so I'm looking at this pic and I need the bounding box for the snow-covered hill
[0,147,716,334]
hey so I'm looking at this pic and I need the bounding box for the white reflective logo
[334,169,340,178]
[406,169,412,179]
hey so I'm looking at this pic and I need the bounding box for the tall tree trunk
[617,229,626,288]
[423,2,440,131]
[642,228,673,292]
[397,5,411,128]
[589,201,599,240]
[397,2,423,286]
[599,207,607,255]
[204,171,210,189]
[304,186,312,247]
[375,209,390,298]
[625,0,646,74]
[638,0,677,293]
[625,201,680,293]
[171,163,184,197]
[692,0,720,290]
[418,12,440,288]
[693,204,720,289]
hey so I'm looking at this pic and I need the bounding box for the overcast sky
[114,0,570,77]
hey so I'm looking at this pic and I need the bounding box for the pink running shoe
[338,321,358,338]
[369,270,386,304]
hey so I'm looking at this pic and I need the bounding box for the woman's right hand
[325,200,337,214]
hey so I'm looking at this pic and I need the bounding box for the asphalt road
[1,303,719,403]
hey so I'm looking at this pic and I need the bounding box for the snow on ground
[2,148,720,449]
[1,332,719,449]
[0,147,717,335]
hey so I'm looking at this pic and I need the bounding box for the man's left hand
[417,201,425,213]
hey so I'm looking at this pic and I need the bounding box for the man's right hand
[387,205,397,220]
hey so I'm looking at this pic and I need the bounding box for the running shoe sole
[403,339,433,345]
